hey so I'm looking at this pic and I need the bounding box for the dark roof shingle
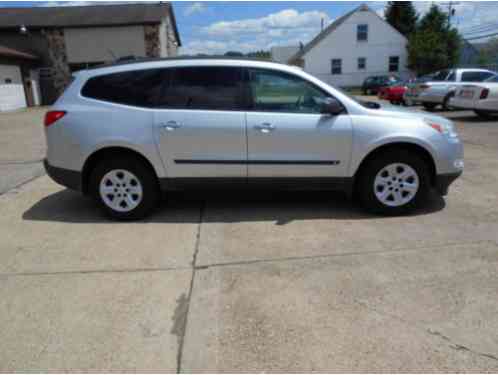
[0,2,180,45]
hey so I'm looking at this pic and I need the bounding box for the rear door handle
[254,123,275,133]
[159,121,181,131]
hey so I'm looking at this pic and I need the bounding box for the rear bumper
[434,171,462,196]
[44,159,82,191]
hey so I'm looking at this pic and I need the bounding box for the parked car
[449,75,498,118]
[44,58,463,220]
[362,75,399,95]
[378,80,408,105]
[405,68,496,111]
[403,74,435,106]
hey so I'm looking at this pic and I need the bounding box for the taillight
[44,111,66,127]
[480,88,489,99]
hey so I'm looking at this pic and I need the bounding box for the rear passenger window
[161,67,244,111]
[461,71,494,82]
[81,69,166,107]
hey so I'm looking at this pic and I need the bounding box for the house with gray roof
[0,2,181,107]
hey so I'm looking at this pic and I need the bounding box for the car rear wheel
[474,110,496,119]
[442,93,454,111]
[357,151,431,215]
[90,157,160,220]
[422,102,437,111]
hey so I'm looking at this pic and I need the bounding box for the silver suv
[44,58,464,220]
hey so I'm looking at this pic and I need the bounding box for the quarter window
[162,67,244,110]
[249,69,331,114]
[81,69,166,107]
[358,57,366,70]
[331,59,342,75]
[389,56,399,72]
[357,24,368,41]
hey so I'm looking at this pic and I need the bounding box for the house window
[357,24,368,41]
[331,59,342,75]
[358,57,366,70]
[389,56,399,72]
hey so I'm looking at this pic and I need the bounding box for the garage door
[0,64,27,112]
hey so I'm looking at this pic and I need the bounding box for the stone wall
[42,28,72,96]
[144,25,161,58]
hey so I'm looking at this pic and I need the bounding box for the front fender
[348,116,440,176]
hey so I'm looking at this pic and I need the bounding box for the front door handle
[254,123,275,133]
[159,121,181,131]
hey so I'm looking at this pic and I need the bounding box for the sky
[1,1,498,55]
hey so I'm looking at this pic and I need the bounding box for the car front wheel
[422,102,437,111]
[357,151,431,215]
[90,157,160,220]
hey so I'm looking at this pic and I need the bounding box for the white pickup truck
[404,69,496,111]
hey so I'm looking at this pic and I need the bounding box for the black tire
[357,150,431,215]
[442,93,454,111]
[422,102,437,111]
[474,110,495,119]
[89,156,160,220]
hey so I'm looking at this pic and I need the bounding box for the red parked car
[378,81,408,105]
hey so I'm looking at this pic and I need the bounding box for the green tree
[224,51,244,57]
[407,4,461,75]
[477,37,498,65]
[246,50,271,60]
[384,1,418,37]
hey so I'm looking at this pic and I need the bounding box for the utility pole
[443,1,460,29]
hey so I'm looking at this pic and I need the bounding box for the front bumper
[434,171,462,196]
[44,159,82,191]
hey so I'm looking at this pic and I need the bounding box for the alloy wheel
[373,163,419,207]
[99,169,143,212]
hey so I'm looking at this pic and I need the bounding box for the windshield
[485,75,498,83]
[432,70,450,81]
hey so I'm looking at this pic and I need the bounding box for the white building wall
[302,10,411,87]
[0,64,26,112]
[0,64,22,84]
[159,16,178,57]
[64,26,146,63]
[271,46,300,63]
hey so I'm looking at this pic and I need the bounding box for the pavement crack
[353,301,498,364]
[196,240,494,270]
[0,266,190,277]
[0,159,44,165]
[175,200,205,373]
[427,329,498,363]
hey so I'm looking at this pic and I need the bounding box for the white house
[289,4,411,87]
[270,46,300,64]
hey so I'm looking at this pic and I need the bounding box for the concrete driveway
[0,107,497,371]
[0,107,46,194]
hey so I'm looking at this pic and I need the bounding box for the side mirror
[320,98,344,115]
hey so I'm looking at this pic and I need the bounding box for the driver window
[249,69,330,114]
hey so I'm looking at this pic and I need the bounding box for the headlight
[424,118,458,139]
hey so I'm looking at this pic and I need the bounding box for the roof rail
[89,55,277,70]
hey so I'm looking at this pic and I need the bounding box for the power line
[465,31,498,41]
[460,23,498,34]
